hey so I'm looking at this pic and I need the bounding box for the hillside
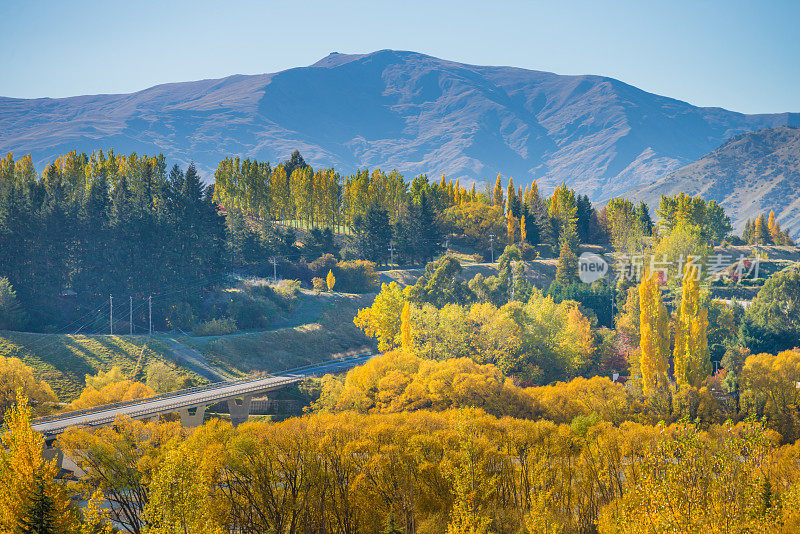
[1,50,797,200]
[181,292,374,377]
[0,290,374,401]
[633,127,800,236]
[0,333,201,400]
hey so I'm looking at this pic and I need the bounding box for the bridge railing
[32,352,372,427]
[41,372,312,433]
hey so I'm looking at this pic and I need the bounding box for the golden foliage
[638,272,669,395]
[353,282,405,351]
[674,265,711,387]
[0,393,79,532]
[0,355,57,421]
[326,269,336,291]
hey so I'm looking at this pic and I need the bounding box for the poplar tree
[492,174,504,209]
[507,215,516,244]
[673,265,711,387]
[400,301,412,349]
[326,269,336,292]
[638,272,670,395]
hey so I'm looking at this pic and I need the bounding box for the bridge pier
[42,439,63,469]
[228,395,251,426]
[179,405,206,428]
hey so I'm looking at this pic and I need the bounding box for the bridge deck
[33,354,372,436]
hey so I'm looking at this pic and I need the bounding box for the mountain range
[1,49,798,207]
[633,126,800,236]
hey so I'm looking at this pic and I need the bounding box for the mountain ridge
[1,49,798,200]
[632,126,800,237]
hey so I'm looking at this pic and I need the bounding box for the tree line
[0,151,225,330]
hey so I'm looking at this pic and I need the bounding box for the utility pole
[388,241,395,266]
[148,295,152,336]
[489,233,495,263]
[109,295,113,335]
[129,296,133,335]
[269,257,278,284]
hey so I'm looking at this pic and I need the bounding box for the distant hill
[633,127,800,236]
[1,49,798,200]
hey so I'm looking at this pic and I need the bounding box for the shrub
[226,291,277,329]
[336,260,379,293]
[273,280,301,308]
[193,317,238,336]
[309,254,338,278]
[517,242,538,260]
[312,277,327,292]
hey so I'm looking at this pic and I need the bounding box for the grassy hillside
[0,333,202,401]
[379,257,560,289]
[0,290,375,401]
[181,292,375,376]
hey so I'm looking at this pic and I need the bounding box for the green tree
[492,174,504,209]
[15,475,61,534]
[555,203,579,284]
[407,256,474,307]
[742,268,800,353]
[0,277,25,330]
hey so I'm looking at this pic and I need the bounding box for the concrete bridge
[33,353,373,439]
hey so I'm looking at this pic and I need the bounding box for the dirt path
[161,337,233,382]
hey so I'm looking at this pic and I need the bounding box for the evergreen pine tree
[555,204,579,283]
[754,214,770,244]
[15,475,60,534]
[506,177,519,217]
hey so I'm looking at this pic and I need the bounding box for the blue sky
[1,0,798,114]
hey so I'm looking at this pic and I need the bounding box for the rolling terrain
[2,50,797,200]
[633,127,800,236]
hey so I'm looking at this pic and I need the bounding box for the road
[32,353,372,436]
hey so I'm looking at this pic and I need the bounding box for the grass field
[180,292,376,376]
[0,290,376,401]
[0,332,203,401]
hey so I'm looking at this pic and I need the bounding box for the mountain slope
[633,127,800,236]
[1,50,798,199]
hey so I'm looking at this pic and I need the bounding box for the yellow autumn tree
[673,265,711,387]
[68,367,155,411]
[0,356,57,421]
[507,215,517,244]
[768,210,785,244]
[638,271,670,395]
[144,443,223,534]
[0,393,80,533]
[354,282,406,351]
[520,214,527,243]
[326,269,336,291]
[400,301,412,349]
